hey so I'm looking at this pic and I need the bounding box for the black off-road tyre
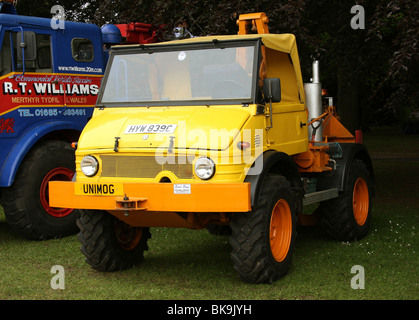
[320,159,373,241]
[230,174,297,284]
[77,210,151,272]
[0,140,79,240]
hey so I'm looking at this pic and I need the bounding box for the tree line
[17,0,419,132]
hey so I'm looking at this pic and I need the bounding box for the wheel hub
[39,167,74,218]
[270,199,292,262]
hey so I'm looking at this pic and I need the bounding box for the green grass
[364,125,419,157]
[0,126,418,300]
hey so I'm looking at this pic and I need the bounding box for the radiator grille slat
[101,155,193,179]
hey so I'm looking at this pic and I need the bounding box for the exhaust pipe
[304,60,323,141]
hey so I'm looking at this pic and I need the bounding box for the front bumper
[49,181,251,213]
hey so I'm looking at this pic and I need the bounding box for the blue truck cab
[0,0,115,239]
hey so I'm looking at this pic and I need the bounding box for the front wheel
[77,210,151,272]
[230,175,297,283]
[0,140,80,239]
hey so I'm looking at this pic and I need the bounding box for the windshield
[99,42,257,106]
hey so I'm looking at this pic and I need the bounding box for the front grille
[100,155,193,179]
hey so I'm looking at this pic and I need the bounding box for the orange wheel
[270,199,292,262]
[114,219,144,251]
[230,174,296,283]
[77,210,151,272]
[320,159,373,241]
[353,177,369,226]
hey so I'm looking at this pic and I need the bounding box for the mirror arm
[263,78,281,130]
[10,26,26,77]
[265,79,273,129]
[266,98,273,129]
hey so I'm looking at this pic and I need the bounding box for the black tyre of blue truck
[0,140,80,240]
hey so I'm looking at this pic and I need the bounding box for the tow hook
[114,137,121,152]
[168,136,175,153]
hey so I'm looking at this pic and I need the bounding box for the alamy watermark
[149,121,265,176]
[50,5,65,30]
[49,265,364,290]
[50,265,65,290]
[49,4,365,32]
[350,5,365,30]
[351,265,365,289]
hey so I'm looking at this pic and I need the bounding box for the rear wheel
[77,210,151,272]
[0,140,80,239]
[321,159,372,241]
[230,174,296,283]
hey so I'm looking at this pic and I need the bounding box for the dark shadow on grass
[144,230,231,267]
[126,229,239,284]
[139,225,340,285]
[0,219,27,242]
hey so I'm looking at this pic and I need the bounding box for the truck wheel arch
[0,121,82,187]
[245,150,303,211]
[316,143,375,196]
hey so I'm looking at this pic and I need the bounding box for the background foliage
[16,0,419,132]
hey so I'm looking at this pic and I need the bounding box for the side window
[36,34,52,71]
[0,31,52,74]
[71,38,94,62]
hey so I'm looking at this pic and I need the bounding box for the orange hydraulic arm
[237,12,269,84]
[237,12,270,35]
[293,106,356,173]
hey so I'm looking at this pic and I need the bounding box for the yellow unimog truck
[49,13,374,283]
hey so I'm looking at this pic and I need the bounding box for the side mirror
[263,78,281,103]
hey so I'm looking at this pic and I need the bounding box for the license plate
[74,183,124,196]
[124,124,177,134]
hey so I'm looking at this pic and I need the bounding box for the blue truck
[0,0,161,239]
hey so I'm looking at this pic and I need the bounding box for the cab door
[264,48,308,155]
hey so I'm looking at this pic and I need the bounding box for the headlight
[194,157,215,180]
[80,156,99,177]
